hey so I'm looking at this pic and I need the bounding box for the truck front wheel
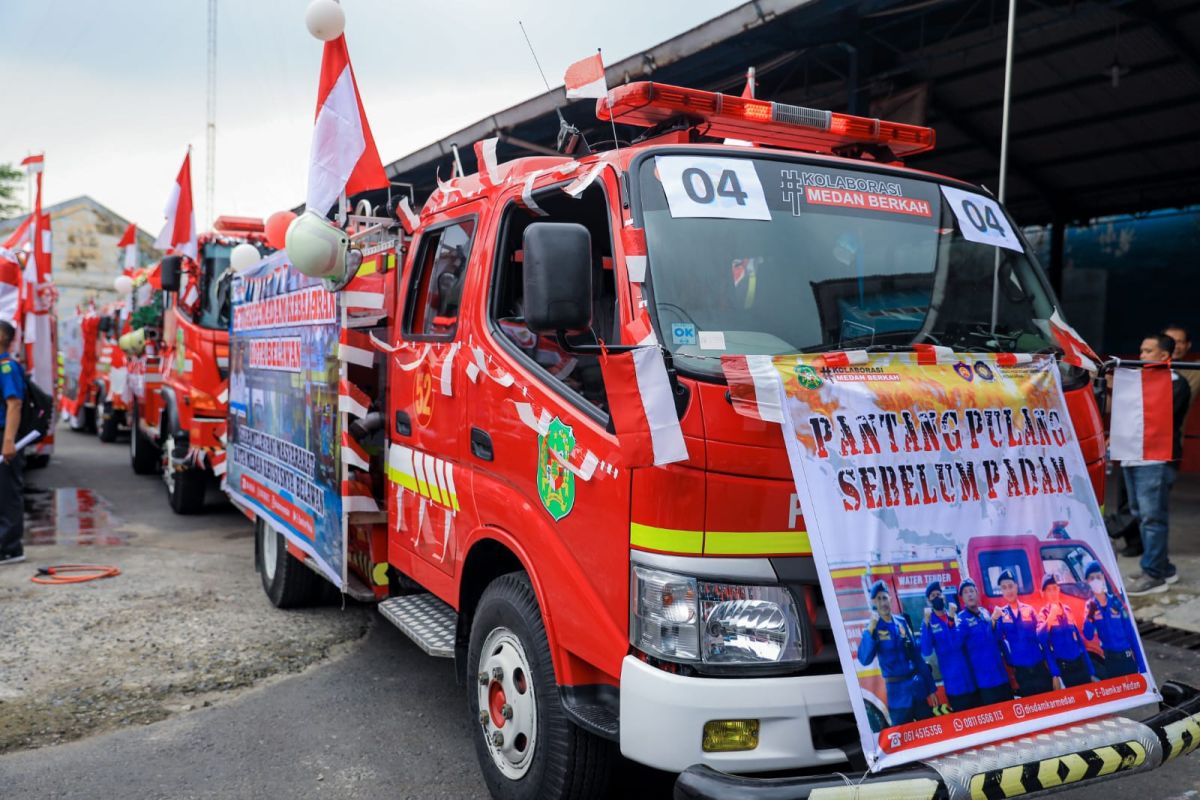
[162,424,207,515]
[467,573,612,800]
[129,400,160,475]
[97,401,120,442]
[256,519,322,608]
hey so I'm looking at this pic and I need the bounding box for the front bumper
[675,681,1200,800]
[620,655,853,773]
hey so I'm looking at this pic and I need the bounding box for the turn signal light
[598,81,935,157]
[702,719,760,752]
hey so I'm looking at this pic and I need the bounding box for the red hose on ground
[31,564,121,585]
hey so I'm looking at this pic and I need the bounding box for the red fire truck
[237,82,1200,799]
[93,304,131,443]
[60,307,102,433]
[129,217,271,513]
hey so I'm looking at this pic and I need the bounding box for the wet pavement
[23,486,126,546]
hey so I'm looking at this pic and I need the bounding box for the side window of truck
[403,218,477,340]
[489,181,617,417]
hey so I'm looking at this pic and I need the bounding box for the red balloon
[265,210,297,250]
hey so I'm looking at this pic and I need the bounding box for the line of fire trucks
[60,216,271,513]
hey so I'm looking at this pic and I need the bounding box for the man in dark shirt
[1125,333,1191,595]
[0,320,26,565]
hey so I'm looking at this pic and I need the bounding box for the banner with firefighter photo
[227,251,344,586]
[772,352,1154,770]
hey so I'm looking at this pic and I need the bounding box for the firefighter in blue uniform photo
[993,569,1053,696]
[1037,573,1098,688]
[956,578,1014,706]
[858,580,937,726]
[919,580,978,712]
[1081,561,1146,679]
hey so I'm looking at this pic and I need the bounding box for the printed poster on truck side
[770,352,1154,770]
[228,251,344,586]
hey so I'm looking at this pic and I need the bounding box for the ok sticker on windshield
[940,186,1024,253]
[655,156,771,221]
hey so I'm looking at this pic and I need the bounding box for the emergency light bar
[212,215,266,235]
[597,82,936,158]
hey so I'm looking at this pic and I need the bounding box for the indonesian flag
[0,247,20,324]
[117,223,139,270]
[3,214,30,251]
[155,151,198,261]
[1048,310,1100,372]
[741,66,756,99]
[1110,364,1175,462]
[305,34,388,216]
[20,154,44,174]
[721,354,785,423]
[599,347,687,466]
[564,52,607,99]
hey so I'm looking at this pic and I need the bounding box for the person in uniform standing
[920,580,977,712]
[1037,574,1098,688]
[956,579,1014,706]
[0,320,26,566]
[858,580,937,726]
[993,570,1053,696]
[1081,561,1145,679]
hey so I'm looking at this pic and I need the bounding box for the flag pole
[991,0,1017,334]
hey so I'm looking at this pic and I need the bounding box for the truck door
[388,210,480,585]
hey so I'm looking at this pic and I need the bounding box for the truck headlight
[631,566,805,667]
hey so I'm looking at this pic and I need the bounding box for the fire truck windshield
[197,242,234,329]
[637,155,1065,379]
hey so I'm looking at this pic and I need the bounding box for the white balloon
[305,0,345,41]
[230,243,262,274]
[113,275,134,295]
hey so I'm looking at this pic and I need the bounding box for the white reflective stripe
[343,442,369,471]
[412,450,430,498]
[339,393,368,418]
[745,355,784,423]
[339,343,374,367]
[626,256,648,283]
[440,342,459,396]
[424,452,444,505]
[343,291,384,309]
[632,346,688,465]
[443,458,459,512]
[343,494,379,513]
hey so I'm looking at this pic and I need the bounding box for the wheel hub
[477,627,537,779]
[261,525,277,582]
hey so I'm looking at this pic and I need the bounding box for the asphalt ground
[1,432,1199,798]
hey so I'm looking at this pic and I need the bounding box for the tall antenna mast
[205,0,217,230]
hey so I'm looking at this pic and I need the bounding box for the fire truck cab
[245,82,1194,800]
[152,217,271,513]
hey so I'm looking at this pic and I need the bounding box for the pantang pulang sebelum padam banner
[730,352,1156,770]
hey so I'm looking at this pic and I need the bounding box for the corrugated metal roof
[372,0,1200,224]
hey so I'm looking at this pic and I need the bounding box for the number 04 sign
[940,185,1024,253]
[655,156,771,221]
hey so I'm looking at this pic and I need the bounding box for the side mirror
[160,256,183,292]
[522,222,592,334]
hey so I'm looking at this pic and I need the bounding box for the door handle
[395,410,412,437]
[470,428,493,462]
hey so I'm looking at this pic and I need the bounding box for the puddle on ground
[23,487,126,546]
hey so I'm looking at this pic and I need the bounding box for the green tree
[0,163,25,218]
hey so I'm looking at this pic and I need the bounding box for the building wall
[47,200,158,315]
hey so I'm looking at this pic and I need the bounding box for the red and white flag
[117,222,139,270]
[564,52,607,100]
[0,247,21,324]
[600,346,687,466]
[1110,364,1175,462]
[155,151,197,261]
[741,66,756,99]
[20,154,44,174]
[305,34,388,216]
[1049,310,1099,373]
[721,354,784,423]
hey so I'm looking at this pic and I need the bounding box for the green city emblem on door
[537,417,576,521]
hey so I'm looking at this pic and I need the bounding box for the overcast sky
[0,0,745,233]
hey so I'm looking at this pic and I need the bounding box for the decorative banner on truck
[741,352,1156,771]
[228,251,344,586]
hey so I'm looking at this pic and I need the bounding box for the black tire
[24,453,50,470]
[161,420,206,515]
[129,400,160,475]
[467,573,612,800]
[97,402,119,442]
[256,518,323,608]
